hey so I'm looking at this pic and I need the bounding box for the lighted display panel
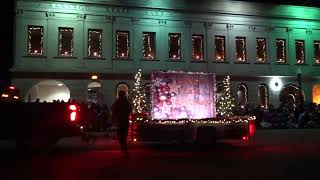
[296,40,305,64]
[192,34,204,60]
[88,29,102,57]
[256,38,266,63]
[151,71,216,120]
[314,40,320,64]
[215,36,225,62]
[116,31,130,59]
[276,39,286,63]
[143,32,156,59]
[58,27,73,56]
[27,26,43,56]
[236,37,246,62]
[168,33,181,60]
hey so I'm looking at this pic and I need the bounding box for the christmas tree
[132,69,147,114]
[217,75,235,116]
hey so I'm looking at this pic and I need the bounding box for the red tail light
[68,104,78,122]
[249,119,256,136]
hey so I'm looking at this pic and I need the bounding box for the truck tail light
[249,118,256,136]
[68,104,79,122]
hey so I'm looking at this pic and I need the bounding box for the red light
[69,104,77,111]
[9,86,15,90]
[249,120,256,136]
[242,136,249,140]
[70,112,77,121]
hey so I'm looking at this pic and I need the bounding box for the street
[0,129,320,180]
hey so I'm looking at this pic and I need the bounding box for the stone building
[12,0,320,108]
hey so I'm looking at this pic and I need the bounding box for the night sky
[235,0,320,7]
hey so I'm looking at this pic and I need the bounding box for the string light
[236,37,246,62]
[143,32,155,59]
[258,84,268,109]
[116,31,129,58]
[314,41,320,64]
[28,26,43,56]
[88,29,102,57]
[132,69,147,114]
[215,36,225,62]
[296,40,305,64]
[192,34,204,60]
[169,33,181,60]
[59,27,73,56]
[276,39,286,63]
[239,84,248,105]
[217,75,235,116]
[256,38,266,63]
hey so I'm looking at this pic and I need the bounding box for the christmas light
[28,26,43,56]
[116,31,129,59]
[88,29,102,57]
[276,39,286,63]
[296,40,305,64]
[256,38,266,63]
[258,84,268,109]
[236,37,246,62]
[192,34,204,60]
[215,36,225,62]
[217,75,235,116]
[143,32,155,59]
[132,69,147,114]
[59,27,73,56]
[314,41,320,64]
[238,84,248,105]
[169,33,181,60]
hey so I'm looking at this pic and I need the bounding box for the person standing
[112,90,132,154]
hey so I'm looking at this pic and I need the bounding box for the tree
[132,69,147,114]
[217,75,235,116]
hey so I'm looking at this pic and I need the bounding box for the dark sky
[236,0,320,7]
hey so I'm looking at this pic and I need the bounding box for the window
[296,40,305,64]
[88,29,102,58]
[192,34,204,60]
[58,27,73,56]
[143,32,156,59]
[276,39,286,63]
[27,26,43,56]
[314,40,320,64]
[236,37,246,62]
[116,31,130,59]
[258,84,269,109]
[215,36,225,62]
[168,33,181,60]
[237,84,248,105]
[256,38,266,63]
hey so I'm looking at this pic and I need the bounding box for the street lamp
[296,68,303,111]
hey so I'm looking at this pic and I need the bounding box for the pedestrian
[112,90,132,155]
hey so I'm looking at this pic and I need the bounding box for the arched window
[88,81,104,105]
[116,82,129,98]
[216,82,223,101]
[258,84,269,109]
[312,84,320,104]
[280,84,304,109]
[237,83,248,105]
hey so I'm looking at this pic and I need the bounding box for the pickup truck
[0,102,82,150]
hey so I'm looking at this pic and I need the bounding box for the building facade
[12,0,320,108]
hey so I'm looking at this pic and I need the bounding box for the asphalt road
[0,129,320,180]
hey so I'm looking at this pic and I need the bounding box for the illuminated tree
[217,75,235,116]
[132,69,147,113]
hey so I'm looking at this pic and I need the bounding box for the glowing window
[58,27,73,56]
[256,38,266,63]
[258,84,269,109]
[276,39,286,63]
[236,37,246,62]
[296,40,305,64]
[143,32,156,59]
[27,26,43,56]
[215,36,225,62]
[168,33,181,60]
[192,34,204,61]
[116,31,130,59]
[88,29,102,58]
[314,41,320,64]
[313,84,320,104]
